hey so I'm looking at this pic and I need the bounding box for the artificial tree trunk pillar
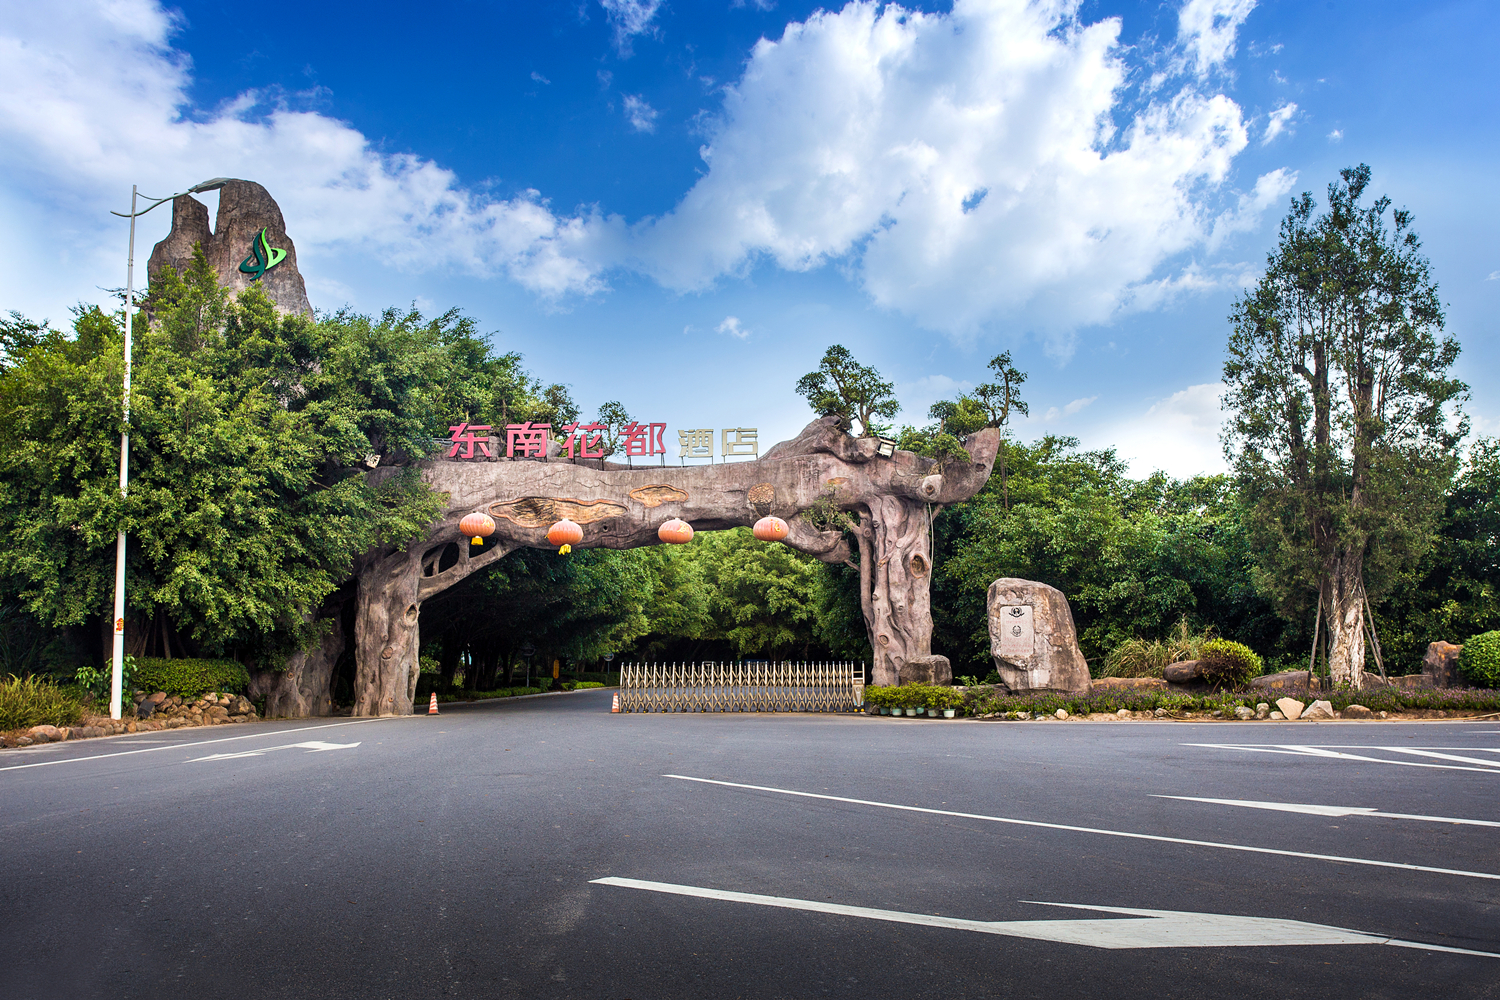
[353,551,423,717]
[859,496,935,686]
[250,611,344,718]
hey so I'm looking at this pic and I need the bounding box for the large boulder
[899,654,951,686]
[1422,641,1463,688]
[148,179,313,316]
[1251,670,1312,690]
[986,579,1090,694]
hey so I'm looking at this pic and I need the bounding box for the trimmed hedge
[1198,639,1262,689]
[132,657,251,698]
[1460,631,1500,688]
[961,684,1500,718]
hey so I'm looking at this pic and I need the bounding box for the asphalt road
[2,689,1498,999]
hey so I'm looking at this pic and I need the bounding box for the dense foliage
[1459,631,1500,688]
[130,656,251,697]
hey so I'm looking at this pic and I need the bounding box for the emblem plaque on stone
[997,604,1034,658]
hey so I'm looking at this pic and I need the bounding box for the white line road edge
[664,775,1500,882]
[591,878,1498,957]
[0,717,402,773]
[1153,795,1500,828]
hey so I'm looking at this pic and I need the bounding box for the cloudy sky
[1,0,1495,475]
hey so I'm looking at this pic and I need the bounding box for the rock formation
[986,578,1091,694]
[349,417,1000,715]
[147,179,313,316]
[1422,641,1463,687]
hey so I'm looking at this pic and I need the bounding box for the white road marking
[1153,796,1500,828]
[188,740,360,762]
[591,878,1498,957]
[1184,743,1500,774]
[0,718,398,773]
[664,775,1500,882]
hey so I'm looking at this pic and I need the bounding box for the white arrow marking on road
[188,741,359,762]
[1184,743,1500,774]
[591,878,1498,957]
[1154,795,1500,827]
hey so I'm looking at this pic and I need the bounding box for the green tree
[1222,165,1467,688]
[795,345,900,437]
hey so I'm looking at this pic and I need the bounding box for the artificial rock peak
[147,179,313,317]
[346,418,1001,716]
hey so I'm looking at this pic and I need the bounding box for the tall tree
[1222,165,1467,688]
[973,352,1029,509]
[795,345,900,437]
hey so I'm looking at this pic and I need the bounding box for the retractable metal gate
[617,661,866,713]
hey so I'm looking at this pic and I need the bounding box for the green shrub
[1102,620,1216,679]
[1197,639,1262,689]
[131,657,251,697]
[1459,631,1500,688]
[74,656,138,702]
[0,674,83,730]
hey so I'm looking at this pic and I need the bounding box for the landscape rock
[1393,674,1433,689]
[1252,670,1312,690]
[1054,709,1069,720]
[1270,711,1285,720]
[986,579,1091,694]
[1422,641,1464,688]
[78,726,104,739]
[1342,704,1373,718]
[1275,697,1304,721]
[1255,702,1270,720]
[148,180,313,316]
[1234,706,1255,720]
[28,725,59,742]
[1153,708,1169,718]
[1091,677,1167,691]
[1116,708,1130,718]
[899,655,952,686]
[1163,660,1203,683]
[147,691,168,705]
[1302,699,1335,720]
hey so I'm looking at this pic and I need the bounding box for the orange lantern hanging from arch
[547,518,583,555]
[753,516,789,542]
[460,511,496,546]
[658,518,694,544]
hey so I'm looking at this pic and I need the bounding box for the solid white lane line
[591,878,1499,957]
[1153,795,1500,828]
[0,718,400,773]
[1183,743,1500,774]
[663,775,1500,882]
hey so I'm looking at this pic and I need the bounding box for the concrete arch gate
[143,179,1001,718]
[345,418,1000,716]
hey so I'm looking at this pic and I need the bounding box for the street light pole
[106,177,230,720]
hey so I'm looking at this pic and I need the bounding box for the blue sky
[1,0,1495,475]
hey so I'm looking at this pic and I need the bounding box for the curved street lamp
[105,178,230,720]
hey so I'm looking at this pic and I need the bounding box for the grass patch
[0,674,84,730]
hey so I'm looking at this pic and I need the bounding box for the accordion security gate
[618,661,866,713]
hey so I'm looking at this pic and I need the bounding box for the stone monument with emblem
[986,578,1090,694]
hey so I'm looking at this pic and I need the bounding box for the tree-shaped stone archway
[350,418,1000,715]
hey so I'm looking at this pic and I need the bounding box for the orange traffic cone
[428,692,439,716]
[611,692,621,713]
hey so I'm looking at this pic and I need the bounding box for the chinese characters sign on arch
[446,422,760,461]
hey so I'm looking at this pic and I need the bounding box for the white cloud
[623,94,659,133]
[1488,270,1500,281]
[599,0,662,56]
[1262,101,1296,144]
[1327,128,1344,142]
[1098,382,1228,478]
[0,0,1284,345]
[1041,395,1098,421]
[531,71,551,85]
[1177,0,1257,77]
[624,0,1279,350]
[715,315,749,338]
[0,0,612,299]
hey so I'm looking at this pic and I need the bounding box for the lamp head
[188,177,231,194]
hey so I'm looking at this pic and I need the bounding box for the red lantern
[460,511,496,546]
[546,518,584,551]
[753,515,789,542]
[658,518,694,544]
